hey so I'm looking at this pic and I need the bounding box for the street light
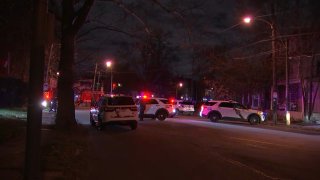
[243,16,278,124]
[176,82,183,99]
[106,60,113,95]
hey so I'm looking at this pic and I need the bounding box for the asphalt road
[75,110,320,180]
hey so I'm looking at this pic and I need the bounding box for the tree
[25,0,46,179]
[56,0,94,130]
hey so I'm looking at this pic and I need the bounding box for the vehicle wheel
[130,122,138,130]
[156,111,168,121]
[90,114,95,127]
[249,114,260,125]
[209,112,220,122]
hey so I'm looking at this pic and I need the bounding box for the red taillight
[130,107,138,111]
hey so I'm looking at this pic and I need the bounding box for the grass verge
[41,126,89,179]
[0,118,26,144]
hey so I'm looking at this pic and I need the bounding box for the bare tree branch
[73,0,95,33]
[77,25,136,40]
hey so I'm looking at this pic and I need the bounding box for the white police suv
[200,100,265,124]
[90,95,139,130]
[138,97,176,121]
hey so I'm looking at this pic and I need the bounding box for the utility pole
[24,0,46,179]
[285,39,290,125]
[97,71,101,90]
[271,1,278,125]
[45,43,53,84]
[92,63,97,91]
[110,66,113,95]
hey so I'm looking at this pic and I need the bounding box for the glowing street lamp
[106,61,112,68]
[106,60,113,95]
[243,15,278,124]
[243,17,252,24]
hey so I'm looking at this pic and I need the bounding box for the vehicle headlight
[259,111,266,121]
[41,100,47,107]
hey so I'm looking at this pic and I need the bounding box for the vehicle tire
[209,112,220,122]
[90,114,95,127]
[156,111,168,121]
[130,122,138,130]
[249,114,260,125]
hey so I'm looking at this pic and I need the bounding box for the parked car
[90,95,138,130]
[137,97,176,121]
[173,100,195,115]
[199,100,265,124]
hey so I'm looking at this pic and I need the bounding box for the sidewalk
[258,119,320,135]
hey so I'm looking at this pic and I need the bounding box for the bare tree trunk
[56,0,77,130]
[56,0,94,130]
[308,63,313,121]
[24,0,46,179]
[299,56,309,122]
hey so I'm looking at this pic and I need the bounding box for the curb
[258,121,320,135]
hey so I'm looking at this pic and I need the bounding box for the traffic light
[112,82,122,90]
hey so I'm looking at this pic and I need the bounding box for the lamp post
[176,82,183,99]
[243,16,277,124]
[106,60,113,95]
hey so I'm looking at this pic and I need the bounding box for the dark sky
[73,0,320,83]
[75,0,244,77]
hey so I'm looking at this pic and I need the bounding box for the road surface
[72,109,320,179]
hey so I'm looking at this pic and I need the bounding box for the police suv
[138,97,176,121]
[200,100,265,124]
[90,95,139,130]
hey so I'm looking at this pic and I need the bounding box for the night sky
[1,0,320,97]
[75,0,244,76]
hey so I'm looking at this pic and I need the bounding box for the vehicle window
[159,99,169,104]
[219,102,234,108]
[107,97,135,105]
[149,99,159,104]
[138,99,150,104]
[234,103,246,109]
[97,98,106,106]
[91,101,97,107]
[181,101,193,105]
[205,102,216,106]
[102,99,107,106]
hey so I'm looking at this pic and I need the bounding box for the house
[277,54,320,122]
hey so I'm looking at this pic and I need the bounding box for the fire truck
[77,90,104,105]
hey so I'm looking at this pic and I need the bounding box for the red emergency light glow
[43,91,51,100]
